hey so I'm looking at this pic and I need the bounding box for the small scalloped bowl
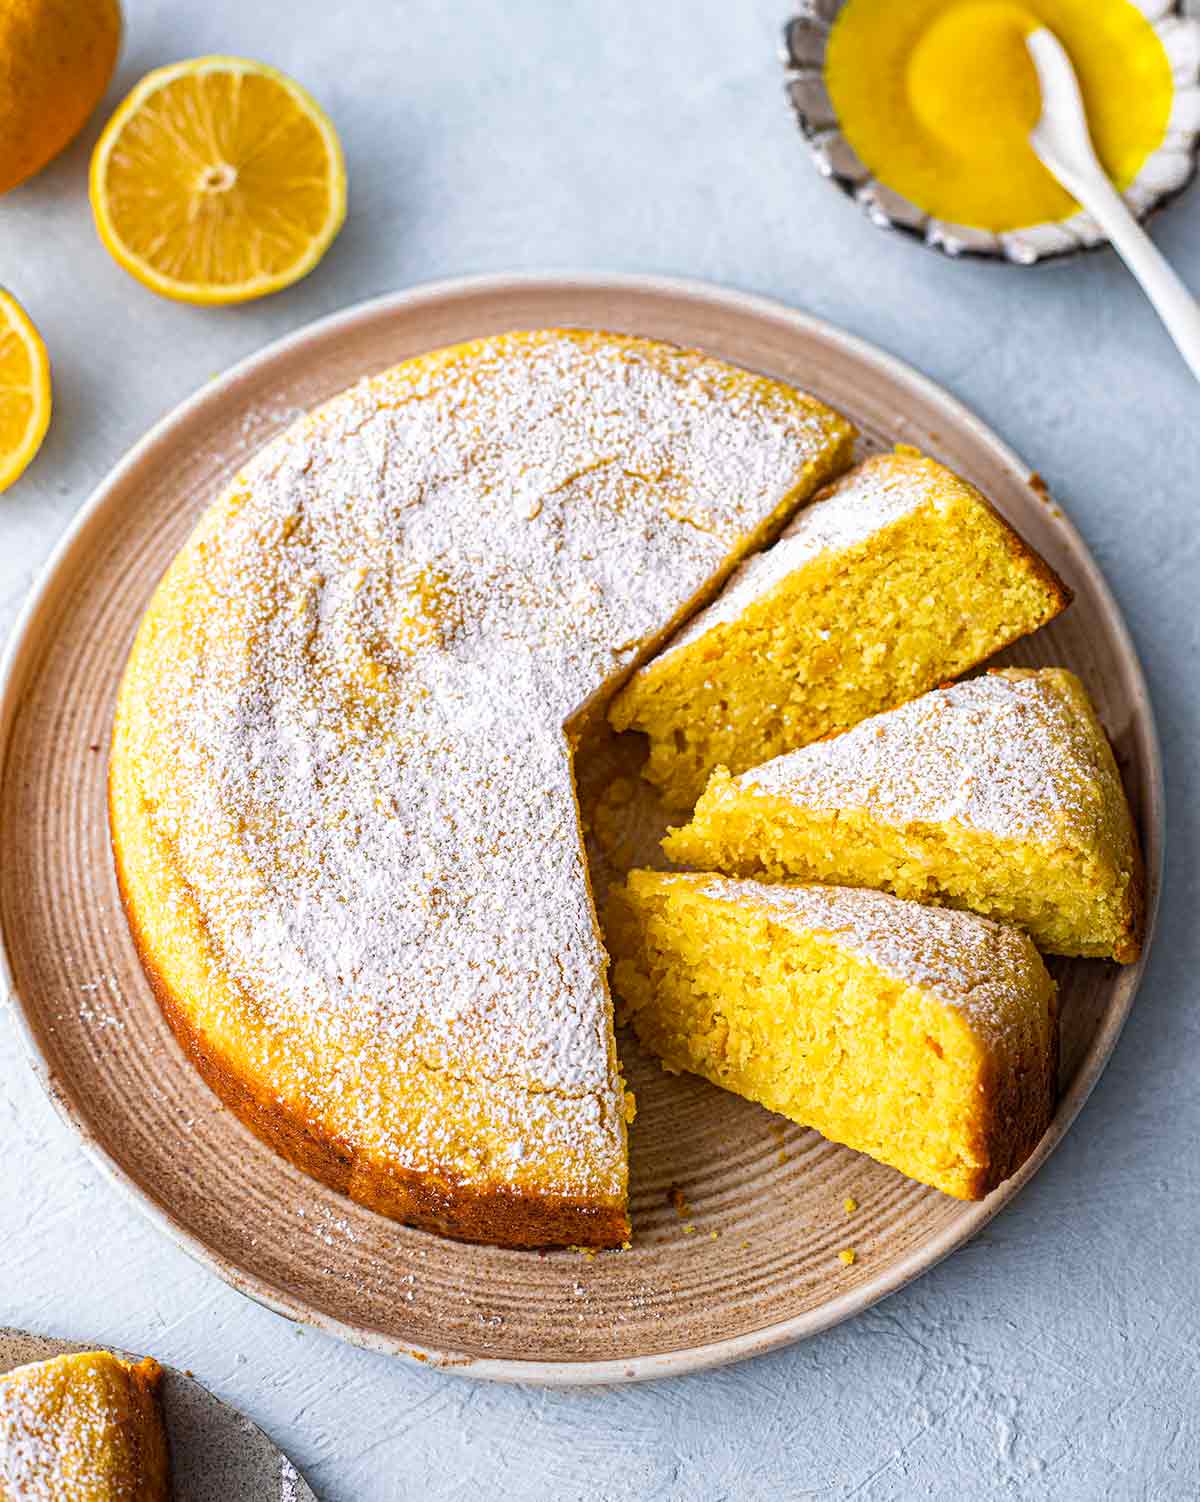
[782,0,1200,264]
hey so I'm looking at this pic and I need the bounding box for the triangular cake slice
[0,1351,170,1499]
[607,872,1057,1199]
[110,329,855,1249]
[664,669,1143,962]
[609,446,1071,808]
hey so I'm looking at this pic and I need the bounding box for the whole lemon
[0,0,122,194]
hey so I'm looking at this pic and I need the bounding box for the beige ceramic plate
[0,1329,315,1498]
[0,274,1161,1384]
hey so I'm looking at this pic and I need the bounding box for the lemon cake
[0,1351,169,1500]
[665,669,1143,962]
[608,871,1057,1199]
[110,329,855,1249]
[609,447,1071,808]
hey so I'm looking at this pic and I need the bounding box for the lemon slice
[90,56,347,305]
[0,290,51,493]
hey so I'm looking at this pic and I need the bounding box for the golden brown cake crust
[1116,841,1147,967]
[970,983,1060,1199]
[112,804,629,1249]
[124,1358,169,1502]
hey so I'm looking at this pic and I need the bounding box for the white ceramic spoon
[1026,25,1200,382]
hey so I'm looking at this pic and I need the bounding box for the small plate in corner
[0,1329,316,1502]
[782,0,1200,264]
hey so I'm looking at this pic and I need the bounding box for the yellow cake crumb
[839,1248,857,1266]
[664,669,1142,963]
[844,1197,858,1215]
[610,448,1070,809]
[607,871,1058,1200]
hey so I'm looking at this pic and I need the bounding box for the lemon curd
[825,0,1174,231]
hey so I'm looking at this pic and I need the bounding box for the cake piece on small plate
[665,669,1143,962]
[609,446,1070,808]
[608,871,1057,1199]
[0,1350,170,1500]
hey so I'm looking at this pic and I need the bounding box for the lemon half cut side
[90,56,347,305]
[0,290,52,493]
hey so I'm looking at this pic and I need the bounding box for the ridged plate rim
[0,271,1163,1385]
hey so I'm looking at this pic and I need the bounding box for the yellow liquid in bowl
[825,0,1174,232]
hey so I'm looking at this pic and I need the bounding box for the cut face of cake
[608,447,1071,809]
[664,669,1143,963]
[109,329,855,1249]
[0,1351,170,1501]
[607,871,1058,1200]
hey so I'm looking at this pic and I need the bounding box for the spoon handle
[1026,25,1200,384]
[1077,170,1200,384]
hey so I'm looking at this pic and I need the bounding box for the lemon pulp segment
[90,56,346,304]
[0,289,51,493]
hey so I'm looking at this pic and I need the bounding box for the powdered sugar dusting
[279,1455,302,1500]
[745,669,1123,846]
[112,329,850,1194]
[646,450,947,666]
[694,875,1050,1035]
[0,1354,162,1499]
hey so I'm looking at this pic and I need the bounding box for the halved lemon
[90,56,347,305]
[0,290,51,493]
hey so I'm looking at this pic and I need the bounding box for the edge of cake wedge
[664,668,1143,962]
[607,871,1058,1199]
[609,446,1071,809]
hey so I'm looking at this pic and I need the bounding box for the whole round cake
[109,329,855,1248]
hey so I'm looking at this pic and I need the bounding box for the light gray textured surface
[0,2,1196,1498]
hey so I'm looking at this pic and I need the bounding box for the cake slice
[664,669,1143,963]
[609,447,1071,808]
[0,1351,170,1500]
[607,871,1057,1199]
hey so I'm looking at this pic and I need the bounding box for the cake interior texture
[664,669,1142,963]
[608,871,1058,1200]
[609,447,1071,809]
[0,1351,170,1501]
